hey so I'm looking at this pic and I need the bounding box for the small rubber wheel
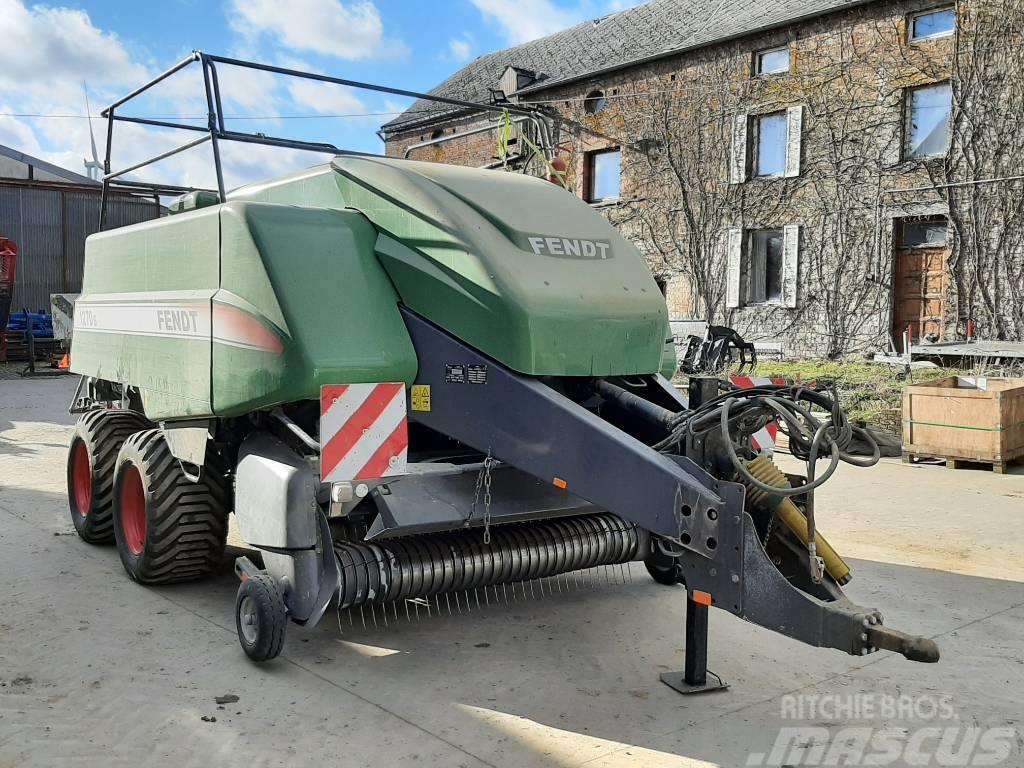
[236,574,287,662]
[112,429,230,584]
[67,409,151,544]
[644,548,683,586]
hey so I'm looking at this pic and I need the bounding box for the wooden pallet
[902,450,1020,474]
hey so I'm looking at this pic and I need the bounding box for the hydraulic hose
[593,380,680,431]
[742,455,852,585]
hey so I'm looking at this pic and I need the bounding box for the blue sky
[0,0,639,190]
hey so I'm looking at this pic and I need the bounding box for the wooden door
[893,243,949,351]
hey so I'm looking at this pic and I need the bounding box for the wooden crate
[903,376,1024,472]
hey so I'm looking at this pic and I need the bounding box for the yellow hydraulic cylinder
[743,455,852,585]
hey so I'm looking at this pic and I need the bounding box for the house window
[584,90,607,114]
[756,47,790,75]
[753,112,788,177]
[732,107,803,182]
[746,229,785,304]
[726,226,800,308]
[899,217,949,247]
[906,82,952,159]
[910,7,955,41]
[585,148,620,203]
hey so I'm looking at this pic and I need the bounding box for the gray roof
[382,0,871,132]
[0,142,98,185]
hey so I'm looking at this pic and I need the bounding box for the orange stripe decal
[355,420,409,481]
[320,384,349,417]
[691,590,713,606]
[321,385,400,479]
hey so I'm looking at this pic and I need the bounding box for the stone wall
[383,0,1022,356]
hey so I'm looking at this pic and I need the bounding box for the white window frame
[752,112,787,178]
[909,7,956,42]
[584,147,621,204]
[725,225,799,308]
[755,46,790,76]
[746,229,786,305]
[904,81,952,161]
[732,106,803,182]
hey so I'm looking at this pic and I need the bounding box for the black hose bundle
[658,381,880,577]
[655,382,880,495]
[653,381,879,579]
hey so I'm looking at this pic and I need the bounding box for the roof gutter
[402,116,531,158]
[381,106,476,136]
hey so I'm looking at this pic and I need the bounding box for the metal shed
[0,144,161,312]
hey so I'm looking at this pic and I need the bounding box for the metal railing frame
[98,51,551,229]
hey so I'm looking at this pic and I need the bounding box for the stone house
[381,0,1023,358]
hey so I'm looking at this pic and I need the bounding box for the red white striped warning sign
[320,383,408,483]
[729,375,786,454]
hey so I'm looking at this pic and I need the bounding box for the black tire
[67,409,151,544]
[112,429,230,584]
[644,547,683,586]
[235,574,287,662]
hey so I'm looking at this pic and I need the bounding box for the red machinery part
[0,234,18,363]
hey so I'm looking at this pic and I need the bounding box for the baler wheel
[644,547,684,586]
[235,574,287,662]
[112,429,230,584]
[67,409,152,544]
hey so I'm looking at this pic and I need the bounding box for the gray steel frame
[400,308,725,554]
[96,51,551,229]
[400,309,936,659]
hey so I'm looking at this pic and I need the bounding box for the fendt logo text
[527,236,612,260]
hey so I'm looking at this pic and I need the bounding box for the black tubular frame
[97,51,546,229]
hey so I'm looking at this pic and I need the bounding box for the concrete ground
[1,375,1022,767]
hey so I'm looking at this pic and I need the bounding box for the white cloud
[468,0,645,45]
[0,0,150,106]
[229,0,407,61]
[214,64,283,115]
[468,0,585,45]
[0,0,388,193]
[289,80,366,115]
[448,35,475,63]
[0,109,45,155]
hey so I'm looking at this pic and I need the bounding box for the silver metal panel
[234,432,319,549]
[17,187,61,311]
[62,192,100,297]
[0,187,24,246]
[161,421,211,466]
[0,184,158,310]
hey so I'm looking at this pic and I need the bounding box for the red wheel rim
[71,441,92,517]
[120,465,147,555]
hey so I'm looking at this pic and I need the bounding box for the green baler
[66,56,937,679]
[74,157,672,419]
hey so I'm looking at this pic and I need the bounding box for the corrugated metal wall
[0,185,160,310]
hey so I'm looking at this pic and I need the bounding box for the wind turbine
[83,85,103,182]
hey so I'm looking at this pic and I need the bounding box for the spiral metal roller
[333,513,647,611]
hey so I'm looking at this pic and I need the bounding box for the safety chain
[763,509,775,550]
[481,453,495,544]
[469,449,495,544]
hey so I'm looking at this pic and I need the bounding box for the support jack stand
[660,591,729,695]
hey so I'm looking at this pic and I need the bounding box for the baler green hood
[331,156,668,377]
